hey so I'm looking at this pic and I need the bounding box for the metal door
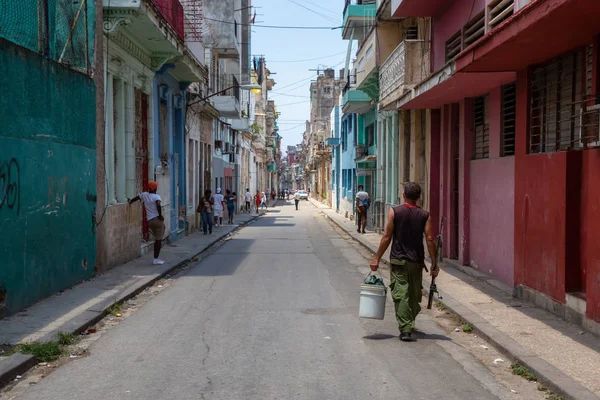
[134,89,150,241]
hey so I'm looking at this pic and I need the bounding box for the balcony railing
[343,0,377,16]
[215,73,240,101]
[355,144,366,159]
[153,0,185,41]
[379,40,431,103]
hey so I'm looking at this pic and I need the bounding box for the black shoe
[400,332,412,342]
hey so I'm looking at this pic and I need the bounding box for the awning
[355,154,377,164]
[397,62,515,110]
[456,0,600,73]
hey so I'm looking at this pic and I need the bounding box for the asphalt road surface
[14,200,506,400]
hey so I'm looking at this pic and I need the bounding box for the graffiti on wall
[0,158,20,215]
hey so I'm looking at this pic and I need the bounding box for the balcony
[342,0,377,40]
[355,29,379,100]
[379,40,431,109]
[153,0,184,40]
[391,0,454,18]
[211,74,241,118]
[342,79,372,114]
[326,137,341,146]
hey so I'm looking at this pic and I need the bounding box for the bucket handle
[364,270,385,284]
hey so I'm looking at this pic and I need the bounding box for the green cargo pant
[389,259,424,333]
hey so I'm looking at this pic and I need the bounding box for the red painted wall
[581,149,600,322]
[469,157,515,286]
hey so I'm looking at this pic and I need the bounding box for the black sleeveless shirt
[390,204,430,263]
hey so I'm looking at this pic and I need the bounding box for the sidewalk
[0,211,263,386]
[310,198,600,400]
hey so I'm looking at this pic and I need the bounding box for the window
[529,50,591,153]
[366,45,373,61]
[406,25,418,41]
[463,12,485,48]
[501,83,516,156]
[445,31,461,62]
[473,95,490,159]
[366,123,375,147]
[487,0,514,31]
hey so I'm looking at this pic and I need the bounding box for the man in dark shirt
[370,182,438,341]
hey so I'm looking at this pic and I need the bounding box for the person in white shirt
[128,181,165,265]
[294,191,300,210]
[213,188,225,227]
[244,189,253,213]
[355,185,370,234]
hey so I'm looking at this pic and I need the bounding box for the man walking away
[129,181,165,265]
[225,189,236,224]
[244,189,252,213]
[213,188,225,227]
[197,189,214,235]
[294,190,300,210]
[370,182,438,342]
[355,185,370,234]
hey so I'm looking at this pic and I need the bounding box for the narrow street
[10,202,513,400]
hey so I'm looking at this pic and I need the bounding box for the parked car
[297,190,308,200]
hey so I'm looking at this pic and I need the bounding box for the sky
[250,0,353,153]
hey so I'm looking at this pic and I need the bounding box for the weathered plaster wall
[103,204,142,269]
[581,149,600,322]
[0,38,96,316]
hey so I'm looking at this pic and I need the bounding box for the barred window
[473,95,490,159]
[501,83,516,156]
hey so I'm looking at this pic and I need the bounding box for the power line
[287,0,340,24]
[276,100,311,107]
[202,15,372,30]
[268,51,346,63]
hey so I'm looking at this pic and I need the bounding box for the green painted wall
[0,38,97,316]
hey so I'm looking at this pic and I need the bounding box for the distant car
[297,190,308,200]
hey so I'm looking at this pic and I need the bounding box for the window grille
[445,31,461,62]
[502,83,516,156]
[406,26,418,41]
[487,0,514,31]
[473,95,490,159]
[528,50,600,153]
[463,12,485,48]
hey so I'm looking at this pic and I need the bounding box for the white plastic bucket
[359,284,387,320]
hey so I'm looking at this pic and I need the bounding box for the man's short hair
[404,182,422,201]
[358,185,364,191]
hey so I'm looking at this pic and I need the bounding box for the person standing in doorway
[213,188,225,227]
[370,182,438,342]
[128,181,165,265]
[355,185,370,234]
[225,189,236,225]
[197,189,214,235]
[244,188,252,213]
[254,190,261,214]
[294,190,300,210]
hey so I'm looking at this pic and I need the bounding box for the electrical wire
[287,0,340,24]
[201,15,373,30]
[268,51,346,63]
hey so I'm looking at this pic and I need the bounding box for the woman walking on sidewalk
[254,190,261,214]
[198,189,214,235]
[225,189,236,224]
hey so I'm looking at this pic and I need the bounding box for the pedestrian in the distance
[198,189,214,235]
[355,185,370,234]
[244,188,252,213]
[294,190,300,210]
[271,189,276,203]
[370,182,439,342]
[128,182,165,265]
[225,189,236,225]
[254,190,261,214]
[213,188,225,227]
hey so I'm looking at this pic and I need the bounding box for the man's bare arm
[128,196,140,204]
[156,200,164,220]
[372,208,395,263]
[424,216,438,271]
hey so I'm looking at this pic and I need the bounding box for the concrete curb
[320,209,598,400]
[0,213,261,389]
[0,354,35,388]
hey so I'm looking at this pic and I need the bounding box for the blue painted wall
[0,38,96,316]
